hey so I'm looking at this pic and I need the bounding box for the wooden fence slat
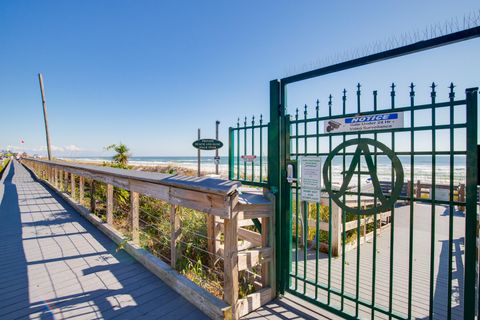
[90,180,96,213]
[170,205,181,268]
[107,184,113,225]
[79,176,84,204]
[223,213,239,315]
[130,191,139,244]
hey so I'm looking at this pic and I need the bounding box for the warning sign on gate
[300,157,322,203]
[324,112,404,134]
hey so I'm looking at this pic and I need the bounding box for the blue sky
[0,1,479,157]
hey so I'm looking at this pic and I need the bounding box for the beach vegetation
[105,143,131,168]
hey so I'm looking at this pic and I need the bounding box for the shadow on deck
[0,161,208,319]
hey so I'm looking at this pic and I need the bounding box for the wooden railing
[22,158,274,320]
[295,198,391,257]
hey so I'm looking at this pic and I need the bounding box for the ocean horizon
[60,155,466,185]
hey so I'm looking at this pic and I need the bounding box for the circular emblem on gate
[323,138,404,215]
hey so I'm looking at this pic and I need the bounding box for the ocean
[61,155,466,185]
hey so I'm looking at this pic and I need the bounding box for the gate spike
[252,115,255,126]
[328,95,332,109]
[304,104,308,118]
[390,83,396,96]
[295,107,299,120]
[342,89,347,100]
[449,82,455,99]
[244,116,247,127]
[409,83,415,97]
[430,82,437,99]
[316,99,319,112]
[259,114,263,125]
[237,118,240,127]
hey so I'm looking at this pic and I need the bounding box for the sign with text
[300,156,322,203]
[241,155,257,162]
[324,112,404,134]
[192,139,223,150]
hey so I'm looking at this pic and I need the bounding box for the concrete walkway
[0,160,208,320]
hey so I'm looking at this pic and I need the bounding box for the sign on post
[300,156,322,203]
[241,155,257,162]
[192,139,223,150]
[324,112,404,134]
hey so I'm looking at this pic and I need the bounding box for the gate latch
[287,161,297,184]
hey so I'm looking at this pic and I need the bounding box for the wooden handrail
[22,158,274,320]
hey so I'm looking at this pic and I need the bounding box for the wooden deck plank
[0,160,208,320]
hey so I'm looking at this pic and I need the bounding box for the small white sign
[300,157,322,203]
[324,112,404,134]
[430,188,450,201]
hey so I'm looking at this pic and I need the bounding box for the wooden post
[207,214,219,264]
[170,205,181,268]
[458,183,466,212]
[223,214,239,315]
[106,184,114,225]
[70,174,76,199]
[79,176,84,205]
[38,73,53,160]
[261,216,270,287]
[90,180,96,213]
[130,191,139,244]
[331,201,342,257]
[64,171,69,192]
[215,120,220,175]
[54,168,58,188]
[59,170,64,191]
[415,180,421,198]
[298,202,305,248]
[197,128,201,177]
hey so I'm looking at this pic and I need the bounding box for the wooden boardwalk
[290,203,465,319]
[0,160,208,320]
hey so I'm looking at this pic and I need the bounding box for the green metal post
[280,81,291,294]
[268,79,282,295]
[464,87,478,320]
[228,127,234,180]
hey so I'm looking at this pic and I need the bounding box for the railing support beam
[170,205,181,268]
[107,184,113,225]
[130,191,139,244]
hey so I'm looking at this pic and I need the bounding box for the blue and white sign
[324,112,404,133]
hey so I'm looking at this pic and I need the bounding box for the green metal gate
[229,26,480,319]
[272,81,478,319]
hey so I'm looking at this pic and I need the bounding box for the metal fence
[229,115,269,187]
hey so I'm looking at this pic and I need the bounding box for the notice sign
[324,112,404,134]
[300,157,322,203]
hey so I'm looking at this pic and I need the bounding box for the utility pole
[215,120,220,175]
[197,128,201,177]
[38,73,52,160]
